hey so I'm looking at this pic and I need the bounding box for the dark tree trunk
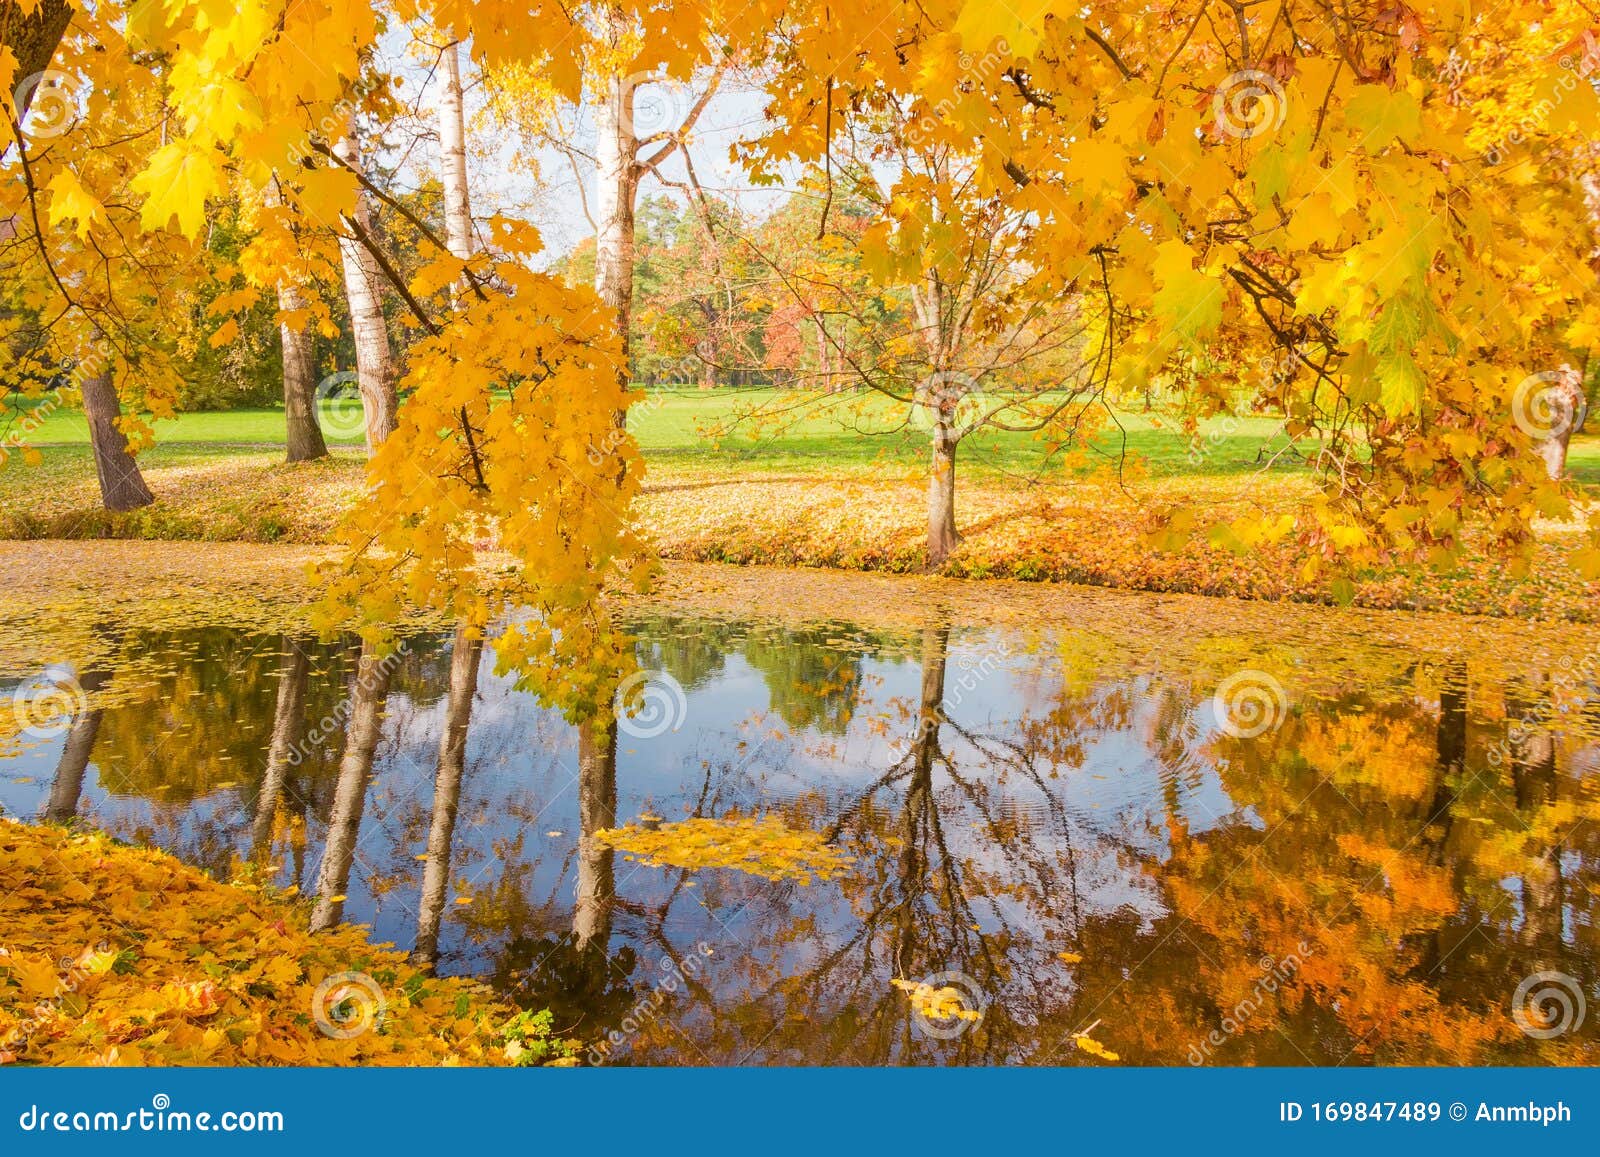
[279,286,328,463]
[1,0,73,99]
[927,425,961,567]
[250,641,312,859]
[80,363,153,512]
[412,626,483,969]
[42,668,107,823]
[573,714,618,955]
[310,641,395,932]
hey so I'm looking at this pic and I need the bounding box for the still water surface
[3,607,1598,1064]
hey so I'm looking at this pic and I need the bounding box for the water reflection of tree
[29,612,1600,1065]
[42,667,109,823]
[411,627,484,968]
[742,626,866,736]
[624,642,1599,1065]
[464,714,641,1041]
[310,640,398,931]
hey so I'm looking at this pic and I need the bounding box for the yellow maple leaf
[130,141,222,238]
[44,170,106,240]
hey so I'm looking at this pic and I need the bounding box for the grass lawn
[5,388,1309,479]
[5,388,1600,619]
[16,386,1600,486]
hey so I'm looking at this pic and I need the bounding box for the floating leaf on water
[594,814,853,884]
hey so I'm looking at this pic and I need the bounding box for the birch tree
[332,123,398,453]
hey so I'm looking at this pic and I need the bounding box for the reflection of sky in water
[2,618,1597,1066]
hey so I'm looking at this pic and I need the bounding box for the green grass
[10,387,1600,486]
[1,398,367,445]
[1,388,1300,480]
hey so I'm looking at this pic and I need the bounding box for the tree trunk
[1538,427,1574,481]
[927,424,961,567]
[411,626,483,969]
[438,43,474,262]
[249,641,311,860]
[42,668,107,823]
[593,60,638,393]
[1,0,73,99]
[573,714,618,954]
[80,358,154,512]
[332,127,398,454]
[1535,364,1584,480]
[279,284,329,462]
[310,641,395,931]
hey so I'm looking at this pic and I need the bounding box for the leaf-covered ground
[7,445,1600,620]
[0,819,563,1066]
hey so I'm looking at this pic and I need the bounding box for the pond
[3,580,1599,1065]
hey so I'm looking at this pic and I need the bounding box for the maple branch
[310,138,489,302]
[634,58,729,173]
[340,211,440,336]
[1083,25,1136,80]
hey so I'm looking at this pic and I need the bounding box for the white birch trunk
[332,125,398,453]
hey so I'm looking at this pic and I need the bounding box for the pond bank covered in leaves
[0,820,579,1065]
[3,456,1599,620]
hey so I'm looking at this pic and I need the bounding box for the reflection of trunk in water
[248,641,312,861]
[893,625,946,979]
[574,714,619,956]
[1425,659,1468,856]
[310,641,396,932]
[43,669,109,823]
[1505,672,1567,961]
[412,627,484,969]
